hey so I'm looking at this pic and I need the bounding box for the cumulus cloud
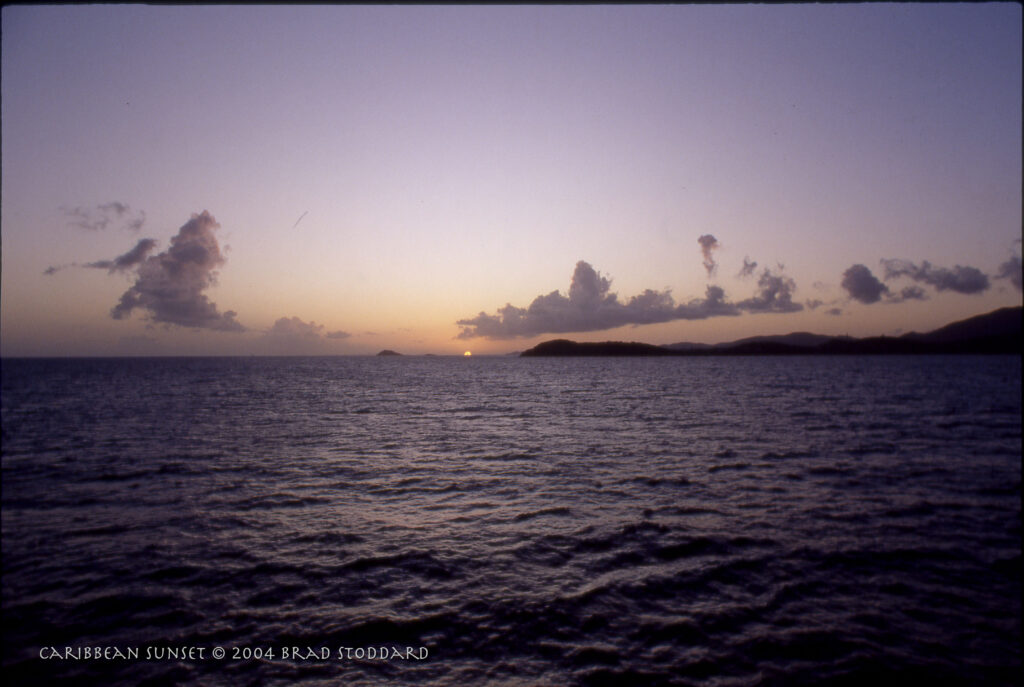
[738,256,758,278]
[458,260,810,340]
[697,234,720,277]
[880,258,990,295]
[269,316,325,337]
[110,211,244,331]
[63,202,146,232]
[84,238,158,273]
[736,267,802,313]
[841,264,941,305]
[995,254,1022,291]
[267,316,350,340]
[841,264,889,304]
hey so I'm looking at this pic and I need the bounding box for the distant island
[376,349,402,356]
[521,306,1021,357]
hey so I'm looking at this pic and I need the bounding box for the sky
[2,4,1021,356]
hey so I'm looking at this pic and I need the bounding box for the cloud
[841,263,943,305]
[259,316,350,354]
[697,234,719,277]
[738,256,758,278]
[63,202,146,232]
[995,254,1022,291]
[44,238,158,276]
[110,211,244,331]
[880,258,990,295]
[841,264,889,304]
[456,260,763,340]
[84,238,158,273]
[736,267,803,313]
[269,316,324,337]
[891,285,928,302]
[825,308,843,316]
[266,316,350,340]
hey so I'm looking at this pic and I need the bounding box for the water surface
[2,355,1020,685]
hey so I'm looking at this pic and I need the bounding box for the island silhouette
[520,306,1021,357]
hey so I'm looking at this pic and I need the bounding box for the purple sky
[2,5,1020,355]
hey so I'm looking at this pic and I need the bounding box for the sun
[463,350,472,356]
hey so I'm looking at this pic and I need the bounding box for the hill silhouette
[520,306,1021,357]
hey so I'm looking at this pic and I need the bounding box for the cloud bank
[456,260,804,340]
[111,211,244,331]
[842,256,1003,305]
[880,258,990,295]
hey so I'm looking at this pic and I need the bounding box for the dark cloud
[880,258,990,295]
[805,299,823,310]
[84,238,158,273]
[456,260,766,340]
[842,264,942,305]
[736,267,803,313]
[995,254,1022,291]
[63,202,146,232]
[738,256,758,278]
[825,308,843,316]
[841,264,889,304]
[697,234,719,277]
[111,211,244,331]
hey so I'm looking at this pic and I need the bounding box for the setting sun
[1,6,1021,686]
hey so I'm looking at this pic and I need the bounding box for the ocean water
[1,355,1020,686]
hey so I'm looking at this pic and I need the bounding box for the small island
[376,349,402,357]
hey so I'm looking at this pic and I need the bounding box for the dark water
[2,355,1020,686]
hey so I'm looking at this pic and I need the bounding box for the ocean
[1,355,1020,686]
